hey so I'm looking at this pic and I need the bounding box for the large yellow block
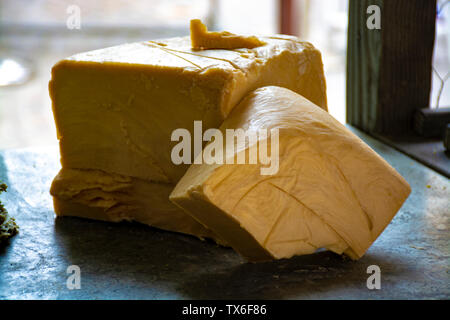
[170,86,411,261]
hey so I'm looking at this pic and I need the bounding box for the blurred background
[0,0,448,149]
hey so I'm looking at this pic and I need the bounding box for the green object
[0,182,19,243]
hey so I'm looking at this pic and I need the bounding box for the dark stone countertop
[0,129,449,299]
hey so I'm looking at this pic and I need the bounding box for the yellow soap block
[170,86,411,262]
[50,36,328,184]
[49,26,328,242]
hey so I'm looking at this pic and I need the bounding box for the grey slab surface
[0,129,449,300]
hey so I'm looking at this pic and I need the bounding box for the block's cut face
[170,86,411,261]
[50,168,226,245]
[50,36,327,184]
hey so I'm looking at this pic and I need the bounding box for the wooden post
[279,0,299,36]
[347,0,436,134]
